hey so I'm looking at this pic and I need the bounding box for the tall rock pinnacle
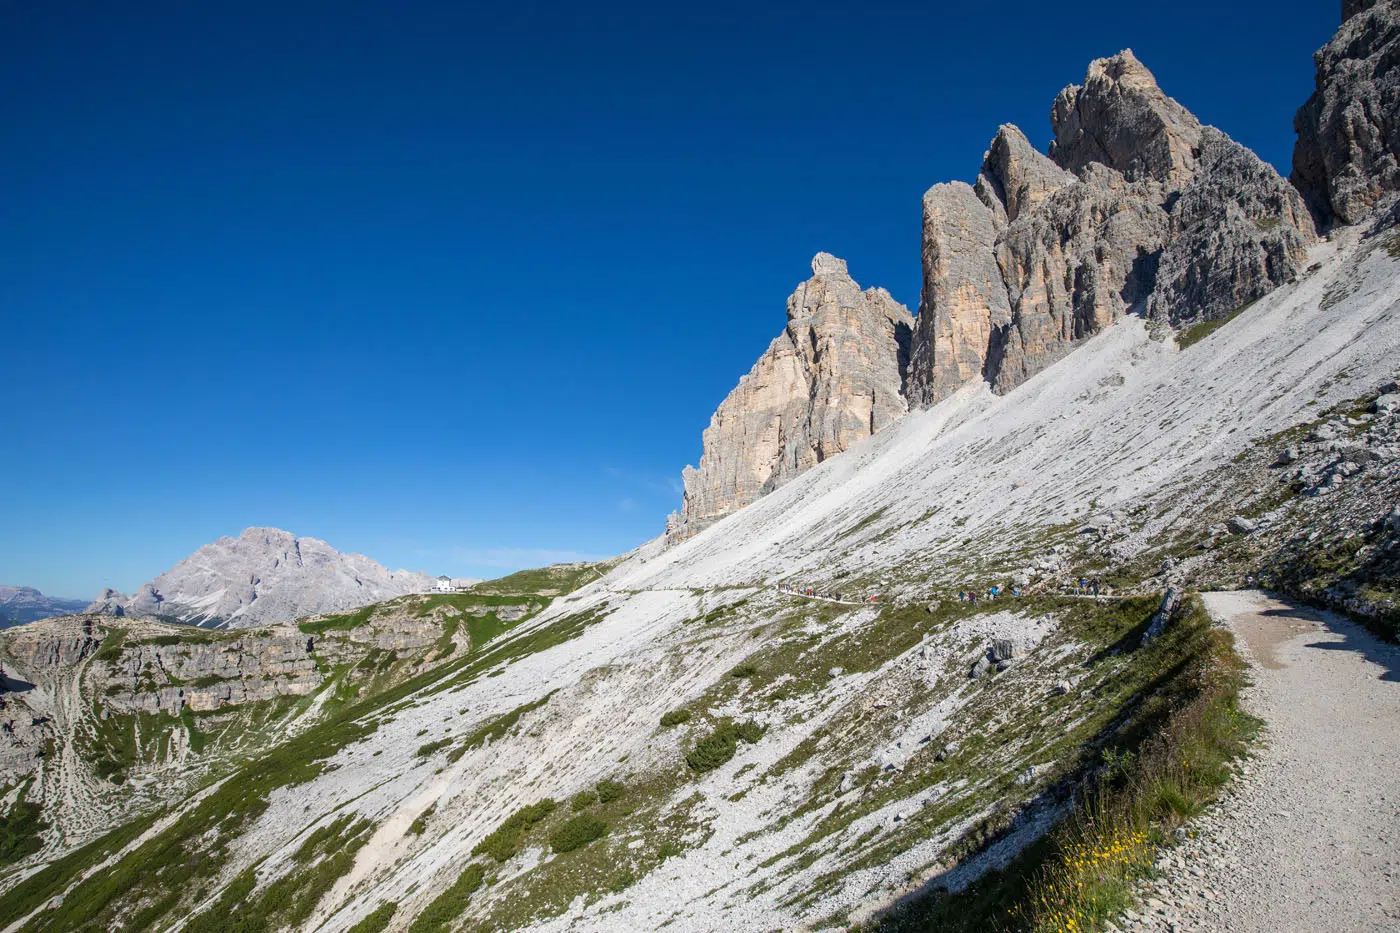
[667,255,912,542]
[906,49,1317,408]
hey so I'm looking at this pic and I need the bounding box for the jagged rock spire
[1049,50,1203,188]
[906,49,1317,408]
[667,256,912,542]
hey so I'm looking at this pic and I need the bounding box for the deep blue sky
[2,1,1340,597]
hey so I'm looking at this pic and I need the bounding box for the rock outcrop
[988,161,1168,392]
[1149,128,1316,325]
[907,50,1317,407]
[87,527,436,629]
[97,630,321,714]
[1293,1,1400,227]
[667,254,912,541]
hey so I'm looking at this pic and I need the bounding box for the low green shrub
[596,779,625,805]
[686,719,764,773]
[347,902,397,933]
[409,805,434,836]
[406,864,484,933]
[415,739,451,758]
[659,709,692,728]
[0,792,46,866]
[472,799,556,862]
[570,790,596,811]
[549,814,608,854]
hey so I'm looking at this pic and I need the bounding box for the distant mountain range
[87,527,443,629]
[0,586,88,629]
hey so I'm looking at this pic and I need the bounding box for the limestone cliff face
[906,182,1012,407]
[1150,128,1317,325]
[907,51,1317,407]
[667,254,912,541]
[1293,0,1400,227]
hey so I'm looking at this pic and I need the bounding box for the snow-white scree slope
[88,226,1394,933]
[610,226,1400,596]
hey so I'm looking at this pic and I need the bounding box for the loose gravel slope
[1130,590,1400,932]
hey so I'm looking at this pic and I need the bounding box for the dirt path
[1124,590,1400,932]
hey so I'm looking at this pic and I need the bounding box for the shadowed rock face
[989,162,1169,392]
[1293,0,1400,227]
[908,51,1317,407]
[1151,128,1317,326]
[667,254,912,541]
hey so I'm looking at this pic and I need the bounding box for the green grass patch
[91,626,127,663]
[0,784,47,866]
[470,561,612,596]
[182,815,375,933]
[347,902,398,933]
[299,604,377,635]
[180,705,207,754]
[405,863,484,933]
[1177,299,1258,350]
[866,596,1259,933]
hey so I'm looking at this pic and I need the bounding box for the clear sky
[2,0,1341,597]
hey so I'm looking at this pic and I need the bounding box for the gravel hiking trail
[1126,590,1400,932]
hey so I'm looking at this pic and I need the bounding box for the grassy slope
[0,579,587,931]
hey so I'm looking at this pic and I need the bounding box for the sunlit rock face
[667,254,913,542]
[908,50,1316,407]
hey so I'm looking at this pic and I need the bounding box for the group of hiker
[775,583,878,604]
[774,576,1103,606]
[956,584,1024,604]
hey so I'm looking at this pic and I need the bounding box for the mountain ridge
[0,586,87,629]
[86,526,441,628]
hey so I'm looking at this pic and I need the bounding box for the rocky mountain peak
[975,124,1072,224]
[906,46,1321,409]
[86,527,439,628]
[809,251,850,277]
[1050,49,1203,187]
[1344,0,1380,20]
[0,586,88,628]
[667,257,911,542]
